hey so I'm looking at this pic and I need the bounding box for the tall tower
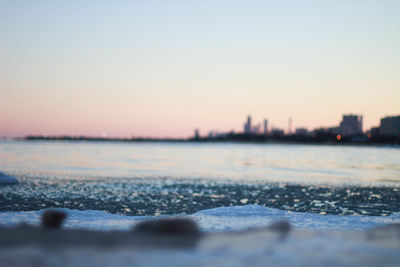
[244,115,252,134]
[264,119,268,135]
[288,117,292,134]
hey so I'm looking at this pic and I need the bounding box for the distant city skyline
[206,113,366,138]
[1,1,400,138]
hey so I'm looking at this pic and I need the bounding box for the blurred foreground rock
[0,221,399,267]
[132,217,201,236]
[0,209,399,266]
[41,209,67,229]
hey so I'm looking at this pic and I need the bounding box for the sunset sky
[1,0,399,138]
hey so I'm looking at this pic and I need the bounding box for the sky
[1,0,399,138]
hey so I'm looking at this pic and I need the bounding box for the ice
[0,209,140,231]
[194,204,400,231]
[1,205,399,232]
[0,172,18,185]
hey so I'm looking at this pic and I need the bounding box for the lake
[1,141,400,216]
[1,140,399,185]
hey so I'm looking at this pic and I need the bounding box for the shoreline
[2,136,400,147]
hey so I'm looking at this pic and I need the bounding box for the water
[1,140,400,216]
[1,140,400,185]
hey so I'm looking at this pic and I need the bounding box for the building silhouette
[264,119,268,135]
[194,129,200,139]
[295,128,308,136]
[243,116,268,135]
[339,114,363,136]
[244,116,252,134]
[253,124,261,134]
[380,115,400,136]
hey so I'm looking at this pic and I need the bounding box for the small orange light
[336,134,342,141]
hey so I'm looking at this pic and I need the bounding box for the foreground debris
[0,218,399,267]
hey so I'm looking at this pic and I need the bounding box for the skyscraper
[194,129,200,139]
[244,115,252,134]
[264,119,268,135]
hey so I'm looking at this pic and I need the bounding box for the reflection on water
[1,141,400,185]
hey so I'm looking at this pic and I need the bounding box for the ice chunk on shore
[0,172,18,185]
[193,204,400,231]
[0,209,141,231]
